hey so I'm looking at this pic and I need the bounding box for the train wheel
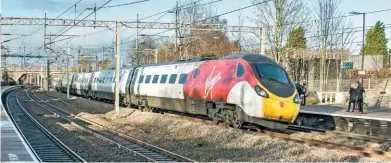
[231,121,243,129]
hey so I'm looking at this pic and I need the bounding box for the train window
[160,74,168,83]
[236,63,244,77]
[139,75,144,83]
[152,75,159,83]
[145,75,151,83]
[179,74,188,84]
[169,74,177,84]
[193,68,199,79]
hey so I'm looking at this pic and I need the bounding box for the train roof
[138,54,279,68]
[221,53,277,64]
[140,57,215,67]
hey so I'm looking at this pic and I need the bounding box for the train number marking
[204,66,221,99]
[8,154,19,161]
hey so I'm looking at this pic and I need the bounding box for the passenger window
[160,74,168,83]
[179,74,188,84]
[236,63,244,77]
[193,68,199,79]
[169,74,177,84]
[145,75,151,83]
[139,75,144,83]
[152,75,159,83]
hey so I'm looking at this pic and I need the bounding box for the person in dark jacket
[347,82,357,112]
[355,81,365,114]
[301,80,307,105]
[295,80,306,106]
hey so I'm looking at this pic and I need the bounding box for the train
[56,53,301,129]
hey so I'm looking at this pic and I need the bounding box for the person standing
[355,81,365,114]
[347,82,357,112]
[301,80,307,105]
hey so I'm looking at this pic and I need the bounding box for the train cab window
[193,69,199,79]
[169,74,177,84]
[236,63,244,77]
[160,74,168,83]
[145,75,151,83]
[152,75,159,83]
[139,75,144,83]
[179,74,188,84]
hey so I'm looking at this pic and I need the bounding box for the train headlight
[293,94,300,104]
[254,85,269,98]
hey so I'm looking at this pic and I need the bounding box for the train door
[129,68,138,95]
[186,64,198,114]
[136,67,144,97]
[87,72,94,97]
[125,68,137,105]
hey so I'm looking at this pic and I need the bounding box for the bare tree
[231,11,245,51]
[311,0,356,91]
[250,0,310,64]
[176,0,228,59]
[129,36,157,66]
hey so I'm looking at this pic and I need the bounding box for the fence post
[368,78,371,90]
[325,93,328,104]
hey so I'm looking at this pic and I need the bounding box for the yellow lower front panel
[262,97,300,123]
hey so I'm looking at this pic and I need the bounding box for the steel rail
[4,88,85,162]
[28,88,196,162]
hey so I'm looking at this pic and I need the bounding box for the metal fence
[307,79,384,92]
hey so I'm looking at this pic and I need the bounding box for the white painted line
[300,110,391,122]
[1,86,39,162]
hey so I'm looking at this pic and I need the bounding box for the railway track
[26,88,195,162]
[162,112,391,161]
[41,90,391,161]
[3,89,85,162]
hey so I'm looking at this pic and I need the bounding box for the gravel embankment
[18,89,145,162]
[35,90,385,162]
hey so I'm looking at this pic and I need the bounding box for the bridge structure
[3,65,74,88]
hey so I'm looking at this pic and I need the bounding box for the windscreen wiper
[264,77,290,87]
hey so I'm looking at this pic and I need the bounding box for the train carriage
[127,54,300,129]
[56,53,301,130]
[60,74,74,93]
[89,68,132,101]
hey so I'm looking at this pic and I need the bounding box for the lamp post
[349,11,365,84]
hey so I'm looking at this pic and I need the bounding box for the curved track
[27,88,195,162]
[3,88,85,162]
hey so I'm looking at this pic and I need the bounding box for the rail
[4,88,85,162]
[27,88,196,162]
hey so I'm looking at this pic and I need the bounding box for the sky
[1,0,391,66]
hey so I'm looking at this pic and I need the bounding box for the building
[349,55,383,71]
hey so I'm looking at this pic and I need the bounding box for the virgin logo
[204,66,221,99]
